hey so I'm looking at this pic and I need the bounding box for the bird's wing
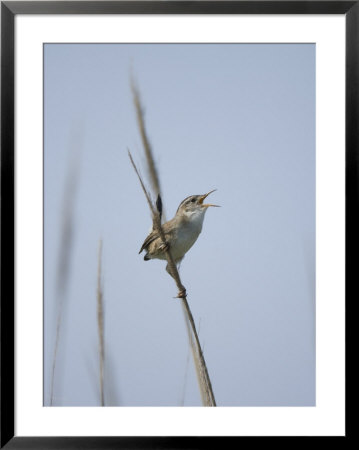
[139,220,174,254]
[139,230,159,254]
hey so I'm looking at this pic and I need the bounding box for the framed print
[1,1,355,447]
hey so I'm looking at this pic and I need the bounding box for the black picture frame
[1,1,355,447]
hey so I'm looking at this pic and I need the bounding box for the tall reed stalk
[129,81,216,406]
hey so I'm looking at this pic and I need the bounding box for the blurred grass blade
[50,131,81,406]
[97,239,105,406]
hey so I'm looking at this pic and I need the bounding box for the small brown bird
[139,190,219,277]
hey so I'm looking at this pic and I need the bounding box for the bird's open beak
[199,189,220,208]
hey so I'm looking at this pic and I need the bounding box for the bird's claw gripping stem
[176,288,187,299]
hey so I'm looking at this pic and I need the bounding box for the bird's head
[176,190,219,222]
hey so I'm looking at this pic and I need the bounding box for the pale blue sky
[44,43,315,406]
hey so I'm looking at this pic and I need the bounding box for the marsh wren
[139,190,219,278]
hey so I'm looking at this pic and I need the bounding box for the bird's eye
[191,198,196,203]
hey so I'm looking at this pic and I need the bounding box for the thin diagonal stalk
[179,329,191,406]
[128,151,216,406]
[181,309,209,406]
